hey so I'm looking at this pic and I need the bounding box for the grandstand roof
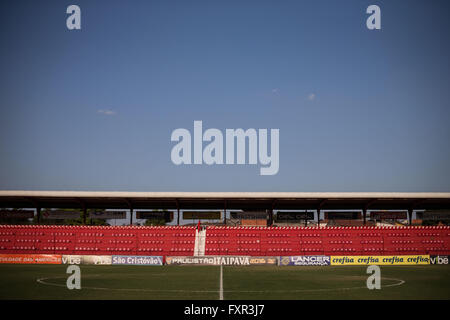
[1,191,450,210]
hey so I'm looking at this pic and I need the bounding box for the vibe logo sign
[171,121,279,175]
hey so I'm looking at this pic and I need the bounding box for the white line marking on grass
[383,278,406,288]
[37,276,405,294]
[37,277,220,293]
[219,277,406,293]
[219,265,224,300]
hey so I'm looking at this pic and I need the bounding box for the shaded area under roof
[1,191,450,211]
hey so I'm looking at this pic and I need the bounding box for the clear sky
[0,0,449,192]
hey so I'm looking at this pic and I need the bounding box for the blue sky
[0,0,449,192]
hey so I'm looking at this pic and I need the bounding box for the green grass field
[0,264,449,300]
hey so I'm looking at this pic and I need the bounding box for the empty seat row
[77,239,99,244]
[267,248,293,252]
[268,240,291,244]
[238,240,260,244]
[331,248,357,252]
[18,232,45,236]
[424,247,447,251]
[208,233,230,237]
[170,248,192,252]
[387,233,411,237]
[43,247,69,250]
[394,248,420,252]
[109,240,133,244]
[361,240,383,244]
[206,248,229,252]
[421,240,444,244]
[138,248,163,252]
[13,246,38,250]
[391,240,414,244]
[236,248,261,252]
[358,233,382,237]
[16,239,41,243]
[74,247,99,251]
[329,240,352,244]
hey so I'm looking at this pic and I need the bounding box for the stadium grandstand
[0,191,449,257]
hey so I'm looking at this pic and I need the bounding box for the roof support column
[268,200,276,227]
[363,200,376,227]
[268,209,273,227]
[223,200,227,226]
[176,199,180,226]
[36,206,41,225]
[316,209,320,227]
[304,211,308,227]
[82,205,87,225]
[317,199,327,228]
[408,208,413,226]
[123,199,133,226]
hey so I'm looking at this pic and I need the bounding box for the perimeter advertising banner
[165,256,278,266]
[430,255,449,265]
[279,256,331,266]
[0,254,61,264]
[61,255,112,265]
[248,257,278,265]
[112,255,163,265]
[330,255,430,266]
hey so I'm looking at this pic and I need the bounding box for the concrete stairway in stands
[194,229,206,256]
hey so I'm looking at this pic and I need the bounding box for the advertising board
[165,256,277,266]
[61,255,112,265]
[279,256,330,266]
[330,255,430,265]
[0,254,61,264]
[112,255,163,265]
